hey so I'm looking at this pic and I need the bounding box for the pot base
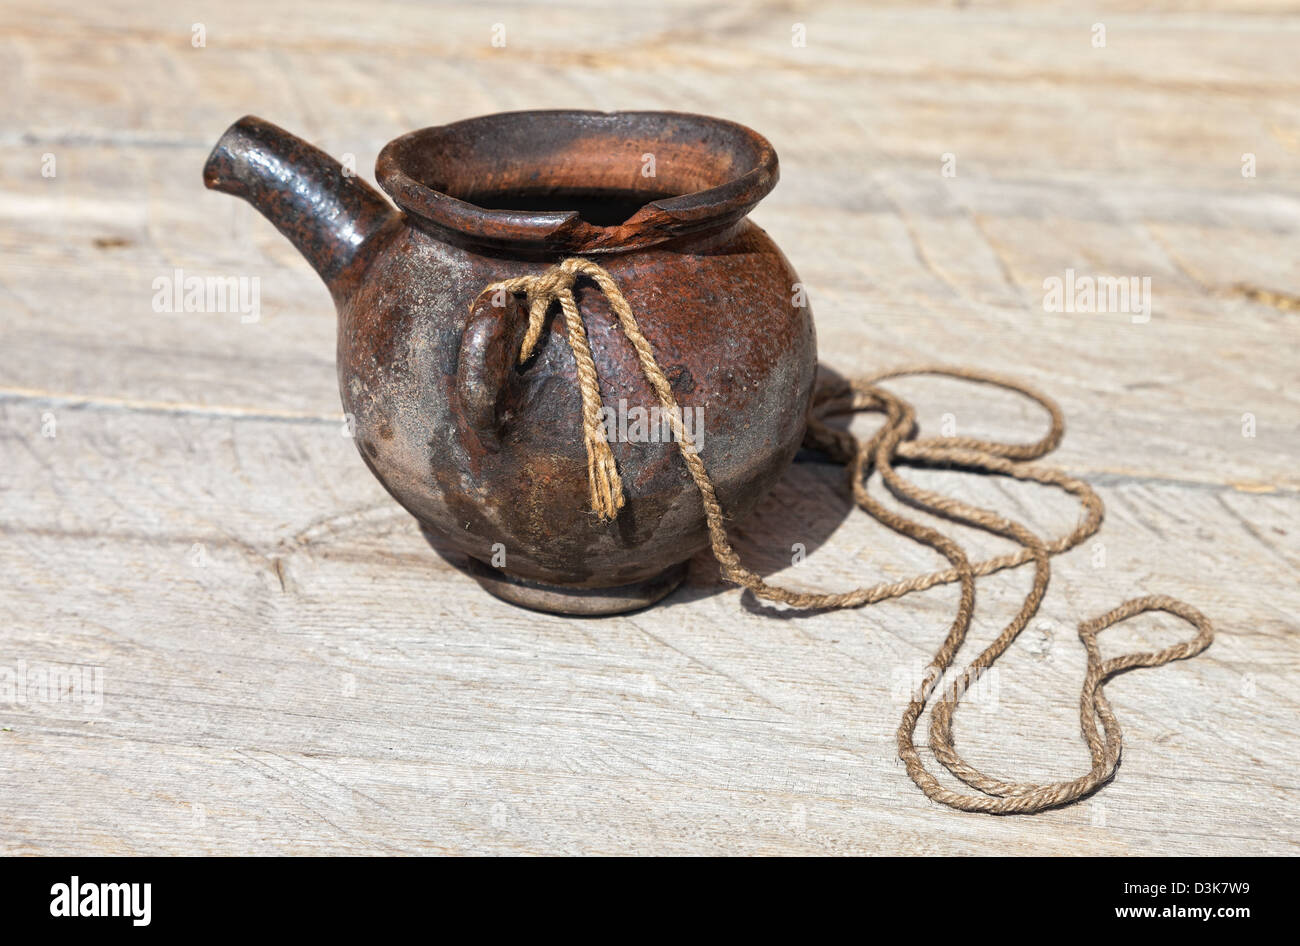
[464,556,688,616]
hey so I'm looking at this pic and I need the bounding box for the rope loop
[476,258,1214,814]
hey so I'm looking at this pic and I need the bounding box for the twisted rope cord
[477,258,627,519]
[478,258,1214,815]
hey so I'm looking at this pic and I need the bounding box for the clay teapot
[203,111,817,614]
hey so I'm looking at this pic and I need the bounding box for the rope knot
[477,257,693,521]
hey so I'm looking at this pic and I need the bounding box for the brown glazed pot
[203,111,817,614]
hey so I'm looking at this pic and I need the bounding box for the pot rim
[375,109,779,254]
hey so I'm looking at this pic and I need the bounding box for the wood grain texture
[0,0,1296,855]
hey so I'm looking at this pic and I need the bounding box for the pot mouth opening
[375,110,778,254]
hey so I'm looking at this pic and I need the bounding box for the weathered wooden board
[0,0,1296,854]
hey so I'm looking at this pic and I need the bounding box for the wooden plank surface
[1,0,1297,854]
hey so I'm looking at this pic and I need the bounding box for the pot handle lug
[455,291,523,450]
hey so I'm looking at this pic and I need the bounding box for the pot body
[203,110,816,609]
[341,221,816,589]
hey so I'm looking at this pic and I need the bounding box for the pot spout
[203,115,399,302]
